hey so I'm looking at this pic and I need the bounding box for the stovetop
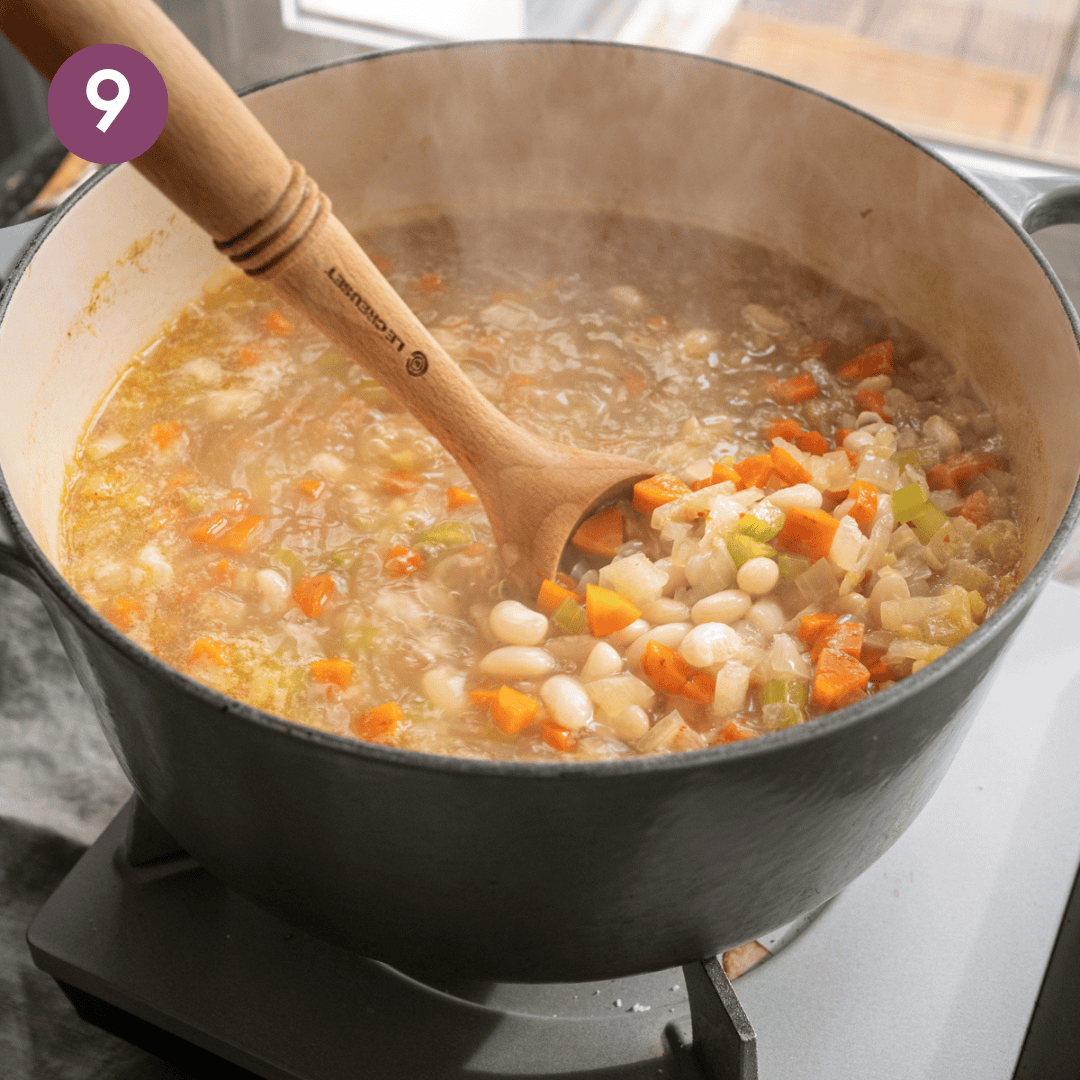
[4,142,1080,1080]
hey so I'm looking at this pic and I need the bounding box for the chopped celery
[316,349,347,372]
[910,502,949,543]
[738,503,785,543]
[761,702,806,730]
[777,552,811,582]
[389,448,419,471]
[275,548,307,583]
[726,533,777,568]
[181,490,205,514]
[759,678,808,709]
[416,521,473,547]
[892,447,922,474]
[552,596,588,635]
[891,482,927,524]
[356,378,389,405]
[349,625,379,653]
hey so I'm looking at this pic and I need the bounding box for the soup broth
[61,212,1021,760]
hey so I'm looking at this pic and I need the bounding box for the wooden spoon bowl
[1,0,655,596]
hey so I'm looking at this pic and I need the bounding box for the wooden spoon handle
[0,0,540,489]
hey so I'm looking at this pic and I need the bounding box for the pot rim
[2,38,1078,779]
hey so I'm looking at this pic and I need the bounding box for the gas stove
[7,143,1080,1080]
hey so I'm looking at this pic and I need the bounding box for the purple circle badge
[48,44,168,165]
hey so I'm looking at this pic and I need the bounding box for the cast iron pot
[2,42,1079,982]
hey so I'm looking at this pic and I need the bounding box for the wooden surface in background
[708,0,1080,164]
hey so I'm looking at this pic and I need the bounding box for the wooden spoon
[1,0,654,596]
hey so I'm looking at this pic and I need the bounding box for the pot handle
[935,146,1080,232]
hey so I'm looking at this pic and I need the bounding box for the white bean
[479,646,557,679]
[605,705,651,742]
[581,642,623,681]
[766,484,822,512]
[692,589,752,625]
[736,557,780,597]
[870,569,910,624]
[489,600,549,646]
[746,598,786,638]
[256,568,290,614]
[640,598,691,624]
[137,544,174,585]
[540,675,594,730]
[607,618,650,649]
[679,622,743,668]
[625,622,693,669]
[585,673,656,716]
[421,666,467,713]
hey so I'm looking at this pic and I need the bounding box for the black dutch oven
[1,41,1079,981]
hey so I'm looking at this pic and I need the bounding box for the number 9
[86,68,130,133]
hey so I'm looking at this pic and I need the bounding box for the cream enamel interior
[1,45,1077,575]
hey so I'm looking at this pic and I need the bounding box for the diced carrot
[632,473,691,515]
[926,464,957,492]
[148,506,180,532]
[537,578,579,615]
[623,370,648,399]
[854,388,891,420]
[147,421,185,450]
[298,478,326,500]
[843,449,858,468]
[416,273,443,294]
[446,486,478,509]
[379,470,419,495]
[942,451,1008,488]
[640,640,716,702]
[645,315,671,331]
[165,469,198,490]
[352,702,402,744]
[210,558,233,585]
[793,430,830,456]
[716,720,755,744]
[190,512,230,545]
[542,720,577,753]
[220,490,249,514]
[766,417,804,443]
[847,480,878,529]
[188,637,227,665]
[641,639,695,694]
[491,685,540,735]
[505,373,535,391]
[798,341,833,361]
[799,612,838,647]
[585,584,641,637]
[733,454,773,489]
[837,340,893,382]
[470,688,499,708]
[108,595,145,631]
[216,515,264,552]
[953,489,994,527]
[237,345,261,367]
[265,310,293,335]
[768,445,812,486]
[768,372,819,403]
[812,621,865,663]
[310,658,353,688]
[712,461,744,488]
[572,507,624,559]
[834,429,852,450]
[774,507,840,562]
[682,669,717,703]
[813,647,870,709]
[383,545,424,578]
[293,574,336,618]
